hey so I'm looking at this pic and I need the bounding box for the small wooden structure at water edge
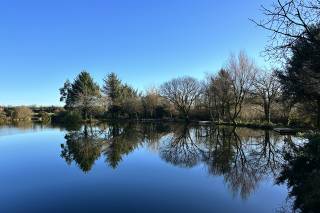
[273,128,297,135]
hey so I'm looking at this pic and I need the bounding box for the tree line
[0,106,62,123]
[56,48,317,128]
[56,0,320,128]
[1,0,319,129]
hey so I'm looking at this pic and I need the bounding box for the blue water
[0,123,290,213]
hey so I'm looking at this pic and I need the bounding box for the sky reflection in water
[0,122,294,213]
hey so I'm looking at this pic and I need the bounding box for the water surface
[0,122,295,213]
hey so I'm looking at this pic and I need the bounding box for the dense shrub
[52,111,82,125]
[39,112,52,123]
[12,107,33,121]
[0,108,7,123]
[189,108,211,121]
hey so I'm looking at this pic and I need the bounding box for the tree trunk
[209,107,214,121]
[84,125,88,138]
[84,109,88,121]
[264,101,271,124]
[185,114,189,122]
[184,110,190,122]
[317,98,320,129]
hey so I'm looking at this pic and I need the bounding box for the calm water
[0,122,297,213]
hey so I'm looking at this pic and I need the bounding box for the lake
[0,122,298,213]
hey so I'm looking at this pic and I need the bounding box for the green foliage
[103,72,122,105]
[154,105,169,118]
[207,69,233,122]
[277,25,320,102]
[50,44,319,129]
[60,71,102,120]
[52,111,82,129]
[277,25,320,127]
[103,72,139,119]
[61,126,102,172]
[60,123,147,171]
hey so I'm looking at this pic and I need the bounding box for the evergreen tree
[60,71,101,120]
[102,72,122,106]
[102,73,122,117]
[103,73,139,118]
[277,25,320,127]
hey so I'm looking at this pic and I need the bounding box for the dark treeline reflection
[276,135,320,213]
[60,123,288,199]
[60,122,170,172]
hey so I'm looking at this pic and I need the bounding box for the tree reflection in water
[61,125,103,172]
[61,122,169,171]
[276,135,320,213]
[60,122,294,201]
[160,125,285,199]
[159,124,205,168]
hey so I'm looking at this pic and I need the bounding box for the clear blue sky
[0,0,271,106]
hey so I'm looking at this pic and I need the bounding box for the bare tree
[253,70,281,124]
[251,0,320,61]
[226,51,257,124]
[160,76,201,120]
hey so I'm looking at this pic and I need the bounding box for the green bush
[52,111,82,125]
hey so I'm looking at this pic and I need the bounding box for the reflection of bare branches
[142,123,171,152]
[248,131,285,176]
[226,137,261,200]
[160,125,204,168]
[201,127,263,199]
[157,125,286,199]
[224,128,285,199]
